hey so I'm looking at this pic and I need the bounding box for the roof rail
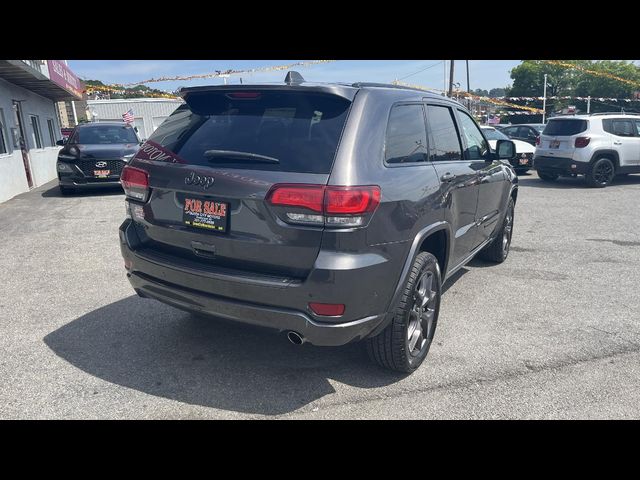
[351,82,443,95]
[589,111,640,116]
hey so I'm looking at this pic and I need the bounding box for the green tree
[489,88,506,98]
[573,60,640,98]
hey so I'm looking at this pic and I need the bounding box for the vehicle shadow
[43,296,407,416]
[518,173,640,190]
[41,184,124,198]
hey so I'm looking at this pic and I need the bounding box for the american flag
[122,109,134,124]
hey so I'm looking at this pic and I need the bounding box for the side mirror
[56,139,66,146]
[496,139,516,160]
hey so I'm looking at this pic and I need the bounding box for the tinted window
[520,126,537,139]
[385,104,428,164]
[71,124,139,144]
[603,119,637,137]
[458,111,489,160]
[426,105,462,162]
[636,121,640,136]
[502,126,518,137]
[147,91,351,173]
[542,119,588,136]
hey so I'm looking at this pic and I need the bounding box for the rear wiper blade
[204,150,280,164]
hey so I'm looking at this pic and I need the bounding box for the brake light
[267,184,381,227]
[535,136,540,146]
[226,92,262,99]
[121,165,149,202]
[575,137,590,148]
[309,302,345,316]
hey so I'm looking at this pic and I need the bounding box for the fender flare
[589,149,620,168]
[367,221,452,339]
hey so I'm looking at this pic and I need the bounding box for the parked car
[481,126,535,174]
[56,122,140,195]
[501,123,546,146]
[118,72,518,373]
[534,113,640,187]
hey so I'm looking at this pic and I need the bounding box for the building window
[0,109,9,155]
[47,119,56,146]
[30,115,43,149]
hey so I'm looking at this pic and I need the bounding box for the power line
[396,61,444,82]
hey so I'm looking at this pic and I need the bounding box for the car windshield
[71,125,139,144]
[533,125,546,132]
[481,128,509,141]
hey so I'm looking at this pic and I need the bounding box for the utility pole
[542,73,548,123]
[466,60,470,109]
[587,95,591,114]
[448,60,455,98]
[443,61,447,94]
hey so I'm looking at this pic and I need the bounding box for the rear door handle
[613,141,622,145]
[440,172,456,182]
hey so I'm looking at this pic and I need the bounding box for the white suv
[534,113,640,187]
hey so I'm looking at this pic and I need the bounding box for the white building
[0,60,84,203]
[86,98,183,140]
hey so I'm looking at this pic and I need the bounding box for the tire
[515,168,530,175]
[586,157,615,188]
[537,170,559,181]
[59,186,75,195]
[366,252,441,373]
[478,197,515,263]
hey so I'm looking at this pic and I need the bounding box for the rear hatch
[537,118,589,158]
[126,88,354,279]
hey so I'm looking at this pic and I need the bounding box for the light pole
[542,74,548,123]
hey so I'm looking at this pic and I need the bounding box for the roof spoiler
[284,71,305,85]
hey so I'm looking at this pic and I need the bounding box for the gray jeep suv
[119,72,518,373]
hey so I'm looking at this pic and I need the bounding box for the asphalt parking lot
[1,172,639,419]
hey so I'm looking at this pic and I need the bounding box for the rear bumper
[127,270,385,346]
[533,155,589,175]
[119,219,399,346]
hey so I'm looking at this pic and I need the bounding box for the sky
[67,60,523,93]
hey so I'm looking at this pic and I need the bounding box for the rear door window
[425,105,463,162]
[607,119,637,137]
[384,104,428,164]
[146,91,352,174]
[542,119,588,136]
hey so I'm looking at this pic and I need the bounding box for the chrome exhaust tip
[286,331,305,345]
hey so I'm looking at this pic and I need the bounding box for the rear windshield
[542,119,588,136]
[146,91,352,174]
[71,124,138,144]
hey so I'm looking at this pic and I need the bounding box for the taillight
[121,165,149,202]
[267,184,381,228]
[267,185,324,212]
[575,137,590,148]
[325,186,381,214]
[535,136,540,146]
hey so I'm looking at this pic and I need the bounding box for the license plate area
[182,195,229,233]
[94,169,111,177]
[550,140,560,149]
